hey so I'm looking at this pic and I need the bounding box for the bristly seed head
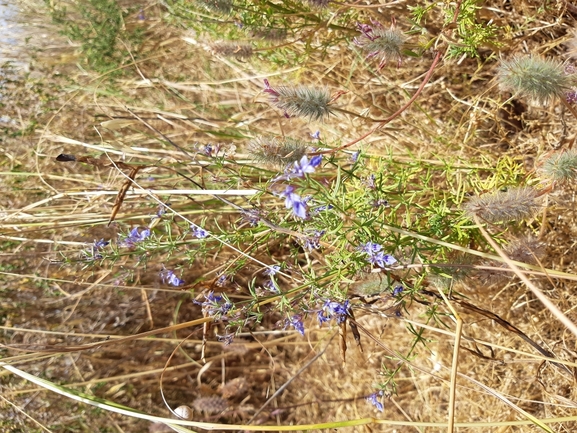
[248,135,309,168]
[354,20,406,70]
[209,42,253,59]
[540,149,577,183]
[263,79,334,121]
[464,187,540,223]
[497,55,574,105]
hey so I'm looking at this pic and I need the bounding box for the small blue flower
[291,155,322,178]
[155,203,171,218]
[191,225,209,239]
[279,185,307,219]
[160,268,185,287]
[302,230,325,250]
[359,242,397,268]
[285,315,305,336]
[311,130,321,140]
[366,391,384,412]
[351,151,360,163]
[263,265,281,276]
[392,285,404,296]
[318,300,350,325]
[194,291,233,317]
[93,239,109,249]
[358,242,383,255]
[264,279,280,293]
[216,274,228,287]
[369,251,397,268]
[121,227,150,247]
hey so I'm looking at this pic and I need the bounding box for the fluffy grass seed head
[540,149,577,183]
[475,236,544,285]
[248,136,308,168]
[505,236,544,264]
[209,42,253,59]
[464,186,540,223]
[354,20,406,69]
[263,79,334,121]
[497,55,573,105]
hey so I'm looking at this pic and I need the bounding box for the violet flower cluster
[160,267,185,287]
[318,299,350,325]
[84,239,109,260]
[191,224,209,239]
[285,315,305,336]
[120,227,150,248]
[358,242,397,268]
[366,390,384,412]
[276,155,322,219]
[194,291,233,318]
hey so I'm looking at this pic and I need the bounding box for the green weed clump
[5,1,577,432]
[44,0,144,72]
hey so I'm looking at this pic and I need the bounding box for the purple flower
[279,185,307,219]
[311,130,321,140]
[94,239,109,249]
[302,230,325,250]
[160,268,185,287]
[216,274,228,287]
[264,279,280,293]
[366,391,384,412]
[263,79,280,98]
[275,155,323,181]
[369,251,397,268]
[194,291,233,317]
[358,242,397,268]
[121,227,150,247]
[293,155,322,177]
[392,285,404,296]
[351,151,360,163]
[567,90,577,104]
[285,315,305,336]
[191,225,209,239]
[318,300,350,325]
[358,242,383,255]
[263,265,281,276]
[155,203,171,218]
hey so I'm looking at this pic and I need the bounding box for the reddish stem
[314,50,443,155]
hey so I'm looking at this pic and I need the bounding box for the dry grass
[2,1,577,432]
